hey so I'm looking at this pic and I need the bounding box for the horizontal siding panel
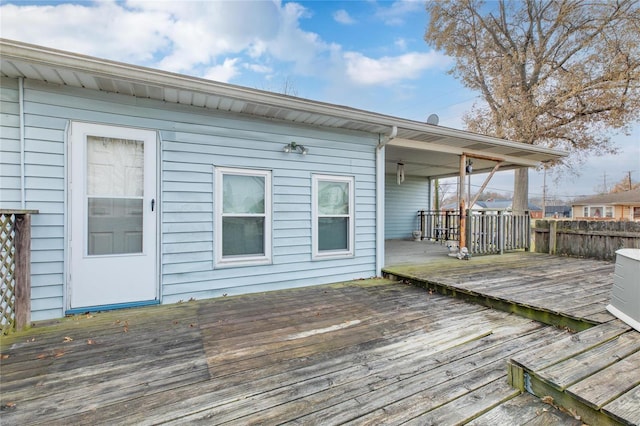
[274,220,310,230]
[163,192,212,203]
[24,127,65,142]
[163,251,213,265]
[24,151,64,167]
[0,189,21,204]
[163,202,212,213]
[162,260,215,275]
[31,261,64,275]
[23,113,69,130]
[24,164,64,178]
[385,174,429,239]
[162,222,213,233]
[0,126,20,140]
[25,176,64,190]
[32,285,64,299]
[25,201,64,214]
[0,138,21,153]
[25,188,63,202]
[1,113,20,127]
[1,151,20,164]
[31,297,64,313]
[162,212,212,223]
[0,164,21,177]
[31,273,64,287]
[163,241,212,254]
[25,138,65,155]
[30,225,64,238]
[163,181,212,193]
[272,236,310,247]
[162,259,373,295]
[163,170,213,183]
[31,249,64,263]
[0,77,19,99]
[163,232,212,244]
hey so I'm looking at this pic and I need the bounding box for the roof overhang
[0,38,567,178]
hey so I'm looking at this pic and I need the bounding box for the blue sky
[1,0,638,200]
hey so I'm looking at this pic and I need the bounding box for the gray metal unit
[607,248,640,332]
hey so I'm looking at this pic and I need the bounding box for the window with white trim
[215,167,271,266]
[312,175,354,259]
[584,205,613,218]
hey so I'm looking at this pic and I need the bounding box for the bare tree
[609,173,640,192]
[425,0,640,212]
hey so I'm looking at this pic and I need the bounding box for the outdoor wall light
[283,141,309,155]
[466,159,473,174]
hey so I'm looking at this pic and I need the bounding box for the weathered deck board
[603,384,640,425]
[383,249,640,424]
[383,252,616,327]
[537,331,640,391]
[1,279,578,425]
[567,349,640,410]
[467,392,583,426]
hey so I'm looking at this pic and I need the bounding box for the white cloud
[245,63,273,74]
[394,38,408,51]
[0,2,171,64]
[333,9,356,25]
[343,51,451,85]
[203,58,240,83]
[375,0,424,26]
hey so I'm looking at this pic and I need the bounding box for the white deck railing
[419,209,531,255]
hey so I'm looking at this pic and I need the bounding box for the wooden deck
[1,250,638,425]
[2,278,582,425]
[384,250,640,425]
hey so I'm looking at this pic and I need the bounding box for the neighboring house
[442,199,543,217]
[0,39,565,321]
[545,205,571,218]
[572,189,640,220]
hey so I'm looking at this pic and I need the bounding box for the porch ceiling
[1,38,566,177]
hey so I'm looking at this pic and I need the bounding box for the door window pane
[86,136,145,256]
[88,198,143,255]
[87,137,144,197]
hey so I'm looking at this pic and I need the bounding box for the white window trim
[215,167,272,267]
[585,205,613,218]
[312,174,355,260]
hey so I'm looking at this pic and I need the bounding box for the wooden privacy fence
[1,209,36,333]
[418,209,531,255]
[533,219,640,261]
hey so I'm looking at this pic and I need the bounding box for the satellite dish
[426,114,439,125]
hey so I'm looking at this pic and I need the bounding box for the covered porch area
[379,125,565,264]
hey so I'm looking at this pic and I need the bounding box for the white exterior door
[69,122,157,309]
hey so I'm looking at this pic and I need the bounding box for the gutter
[377,125,397,150]
[0,39,567,161]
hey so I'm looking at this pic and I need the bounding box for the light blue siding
[0,77,22,208]
[5,78,379,320]
[385,174,430,239]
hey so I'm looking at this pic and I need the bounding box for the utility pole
[628,171,633,190]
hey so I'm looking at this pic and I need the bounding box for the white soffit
[0,38,566,168]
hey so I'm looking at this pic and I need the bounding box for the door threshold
[66,300,159,315]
